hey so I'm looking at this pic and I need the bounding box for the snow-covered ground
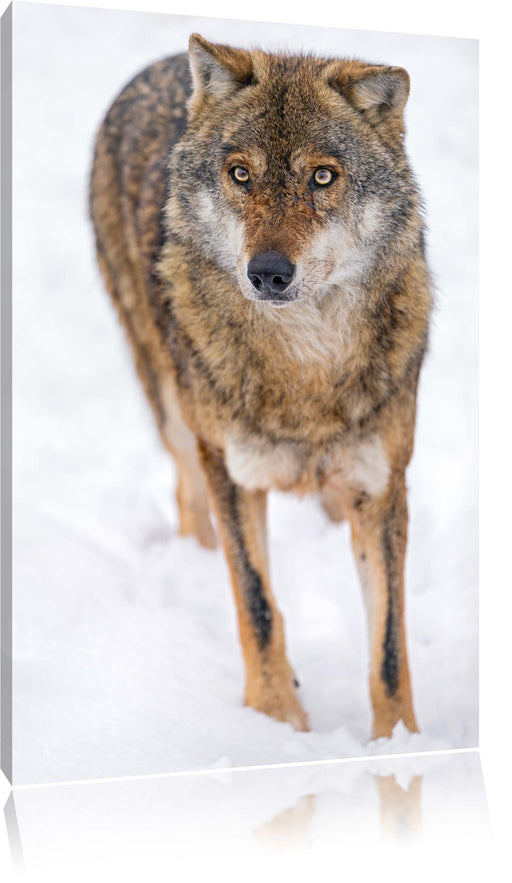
[11,2,478,785]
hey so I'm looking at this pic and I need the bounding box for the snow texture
[11,3,478,784]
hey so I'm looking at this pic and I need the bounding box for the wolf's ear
[188,34,255,109]
[327,61,410,136]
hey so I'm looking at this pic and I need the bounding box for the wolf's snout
[247,251,295,297]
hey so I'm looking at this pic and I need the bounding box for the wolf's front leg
[349,473,418,739]
[198,442,309,732]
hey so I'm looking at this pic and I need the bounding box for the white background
[1,0,511,878]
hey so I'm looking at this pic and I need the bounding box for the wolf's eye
[230,166,251,186]
[313,168,336,187]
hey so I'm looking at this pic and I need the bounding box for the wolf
[90,34,432,738]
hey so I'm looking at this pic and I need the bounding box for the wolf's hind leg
[198,441,309,731]
[160,380,217,550]
[319,483,346,523]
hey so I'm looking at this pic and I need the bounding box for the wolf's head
[165,35,423,307]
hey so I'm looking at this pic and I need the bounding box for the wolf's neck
[248,284,360,371]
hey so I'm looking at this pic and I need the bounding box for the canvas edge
[0,1,13,786]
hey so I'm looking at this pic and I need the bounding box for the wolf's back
[90,53,191,295]
[89,53,191,427]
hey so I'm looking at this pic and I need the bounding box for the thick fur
[90,36,432,737]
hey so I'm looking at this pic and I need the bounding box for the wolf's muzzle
[247,251,295,299]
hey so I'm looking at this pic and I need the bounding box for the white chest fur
[225,432,390,499]
[225,436,303,492]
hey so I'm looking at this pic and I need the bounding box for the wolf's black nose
[247,251,295,296]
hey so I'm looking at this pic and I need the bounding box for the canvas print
[1,2,478,785]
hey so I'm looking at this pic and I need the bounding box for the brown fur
[90,35,432,738]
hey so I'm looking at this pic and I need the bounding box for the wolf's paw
[245,679,310,732]
[371,709,419,740]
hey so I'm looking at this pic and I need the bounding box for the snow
[10,2,478,784]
